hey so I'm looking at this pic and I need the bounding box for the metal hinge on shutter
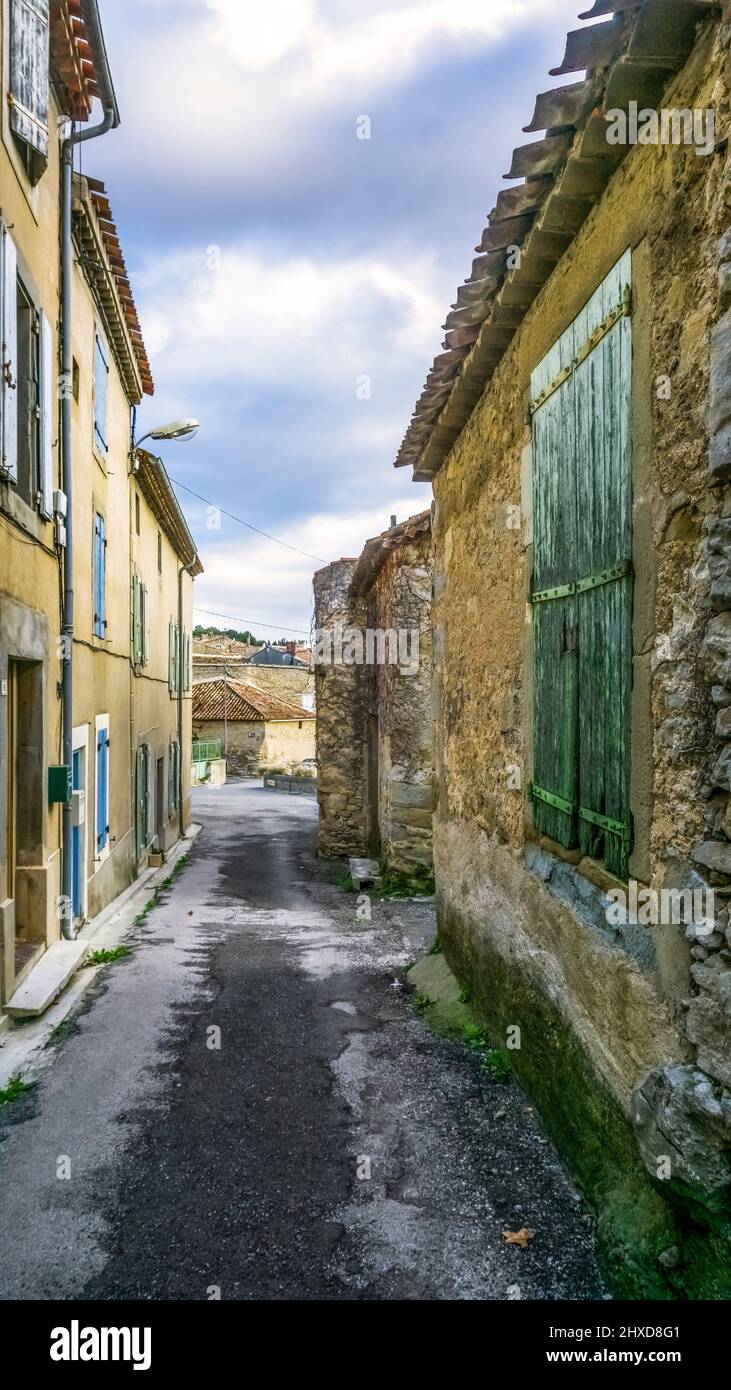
[532,560,632,605]
[529,287,631,416]
[529,783,631,842]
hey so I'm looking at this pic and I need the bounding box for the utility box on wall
[48,765,72,805]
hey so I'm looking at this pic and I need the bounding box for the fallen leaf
[503,1228,535,1249]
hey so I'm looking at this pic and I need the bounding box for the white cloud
[192,497,431,637]
[208,0,568,94]
[137,244,445,388]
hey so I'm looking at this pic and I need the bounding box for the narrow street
[0,784,601,1302]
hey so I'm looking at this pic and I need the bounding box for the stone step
[349,857,383,891]
[4,941,90,1019]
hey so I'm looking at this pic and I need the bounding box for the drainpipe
[60,5,120,938]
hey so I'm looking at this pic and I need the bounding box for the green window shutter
[135,746,145,858]
[168,620,175,694]
[531,252,633,879]
[574,255,633,880]
[168,743,174,814]
[142,584,150,666]
[132,576,141,665]
[531,314,579,851]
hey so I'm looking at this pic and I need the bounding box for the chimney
[390,515,397,528]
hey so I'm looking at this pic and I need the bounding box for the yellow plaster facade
[0,2,200,1006]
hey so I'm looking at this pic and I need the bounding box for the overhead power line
[168,477,328,565]
[194,606,311,637]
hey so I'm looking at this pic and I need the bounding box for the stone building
[193,638,315,709]
[393,0,731,1296]
[192,678,315,777]
[313,512,433,874]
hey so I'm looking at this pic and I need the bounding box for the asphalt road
[0,782,602,1300]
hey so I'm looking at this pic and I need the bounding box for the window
[8,0,50,186]
[131,575,149,666]
[135,493,140,534]
[1,223,18,477]
[168,619,179,694]
[168,741,180,814]
[135,743,151,859]
[169,623,191,694]
[0,222,54,516]
[93,331,109,455]
[16,277,40,506]
[93,513,107,638]
[95,715,110,861]
[72,358,80,403]
[530,253,633,882]
[157,531,162,573]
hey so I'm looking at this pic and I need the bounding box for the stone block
[685,993,731,1090]
[702,612,731,688]
[692,839,731,874]
[711,744,731,791]
[631,1065,730,1198]
[717,706,731,739]
[710,310,731,437]
[710,422,731,481]
[390,782,433,810]
[395,807,433,830]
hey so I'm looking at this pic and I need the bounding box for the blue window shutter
[99,514,106,634]
[94,334,109,452]
[93,517,101,636]
[96,728,108,853]
[93,514,106,637]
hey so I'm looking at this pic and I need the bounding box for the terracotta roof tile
[193,679,314,724]
[394,0,717,484]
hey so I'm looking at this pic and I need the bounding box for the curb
[0,825,202,1094]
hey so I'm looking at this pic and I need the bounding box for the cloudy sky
[88,0,578,638]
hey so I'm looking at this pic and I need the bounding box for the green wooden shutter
[132,575,141,665]
[168,620,176,694]
[531,252,633,879]
[531,313,579,850]
[135,746,145,858]
[142,584,150,666]
[574,255,633,879]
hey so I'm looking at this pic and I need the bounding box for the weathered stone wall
[431,16,731,1296]
[313,561,369,856]
[369,536,434,871]
[313,537,434,871]
[242,663,315,707]
[192,717,315,777]
[192,658,314,708]
[193,718,265,776]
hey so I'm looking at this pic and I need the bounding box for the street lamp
[134,418,199,450]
